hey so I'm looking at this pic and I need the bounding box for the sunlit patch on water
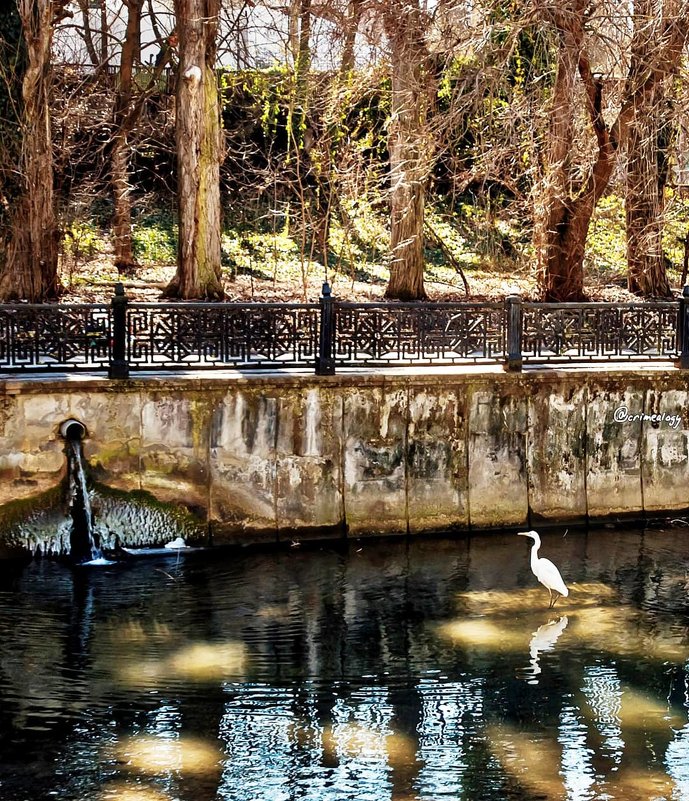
[3,527,689,800]
[597,766,677,801]
[117,641,247,687]
[569,606,689,663]
[454,582,618,616]
[99,782,172,801]
[437,619,527,650]
[487,723,567,801]
[112,735,221,776]
[321,723,417,766]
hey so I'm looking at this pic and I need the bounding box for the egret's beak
[517,532,529,537]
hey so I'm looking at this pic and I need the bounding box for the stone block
[140,391,213,514]
[467,386,528,527]
[73,390,142,492]
[275,388,344,534]
[527,384,587,523]
[343,387,407,535]
[407,388,467,533]
[587,385,643,517]
[210,389,278,543]
[642,389,689,512]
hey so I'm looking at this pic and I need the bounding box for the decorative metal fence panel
[126,302,320,369]
[0,288,687,375]
[0,304,111,371]
[522,303,678,362]
[334,302,506,366]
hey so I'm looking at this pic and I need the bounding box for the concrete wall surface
[1,366,688,549]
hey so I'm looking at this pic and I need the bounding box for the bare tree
[624,0,689,297]
[0,0,70,301]
[110,0,144,272]
[381,0,433,300]
[534,0,618,301]
[164,0,224,299]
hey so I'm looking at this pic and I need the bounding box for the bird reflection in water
[524,615,569,683]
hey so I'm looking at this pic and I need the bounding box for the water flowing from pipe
[67,438,103,564]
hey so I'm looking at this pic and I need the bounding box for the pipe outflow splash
[61,420,104,565]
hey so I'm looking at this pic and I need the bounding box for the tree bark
[165,0,223,300]
[111,0,143,273]
[626,81,671,296]
[540,45,618,301]
[384,1,429,301]
[536,5,589,302]
[623,0,686,298]
[0,0,60,302]
[340,0,363,76]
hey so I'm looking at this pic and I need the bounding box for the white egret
[517,530,569,608]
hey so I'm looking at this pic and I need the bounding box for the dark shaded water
[1,526,689,801]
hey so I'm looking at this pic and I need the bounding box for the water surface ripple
[1,526,689,800]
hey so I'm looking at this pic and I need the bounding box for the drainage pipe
[59,419,87,441]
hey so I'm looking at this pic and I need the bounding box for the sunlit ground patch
[487,724,566,801]
[113,735,221,776]
[99,782,172,801]
[117,641,247,687]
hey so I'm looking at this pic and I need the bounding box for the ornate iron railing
[126,302,320,369]
[1,284,688,376]
[0,303,111,372]
[521,302,679,363]
[334,301,506,366]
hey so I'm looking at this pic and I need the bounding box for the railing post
[316,282,336,375]
[678,285,689,369]
[109,283,129,379]
[505,294,523,371]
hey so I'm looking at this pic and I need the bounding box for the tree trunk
[624,0,679,298]
[540,49,618,301]
[0,0,60,302]
[111,0,143,273]
[537,13,587,302]
[165,0,223,300]
[626,81,671,297]
[340,0,363,76]
[384,2,428,301]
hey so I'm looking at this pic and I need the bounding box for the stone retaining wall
[1,366,688,548]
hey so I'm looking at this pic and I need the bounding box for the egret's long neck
[530,541,540,571]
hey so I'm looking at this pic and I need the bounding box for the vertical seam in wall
[404,382,410,537]
[639,386,646,515]
[206,394,214,543]
[583,383,589,524]
[137,387,144,493]
[465,385,472,531]
[525,388,531,527]
[273,392,279,541]
[339,390,347,533]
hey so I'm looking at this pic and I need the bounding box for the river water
[1,525,689,801]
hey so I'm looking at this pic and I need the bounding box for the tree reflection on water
[0,525,688,800]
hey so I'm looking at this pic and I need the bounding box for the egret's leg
[550,591,560,609]
[547,588,553,608]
